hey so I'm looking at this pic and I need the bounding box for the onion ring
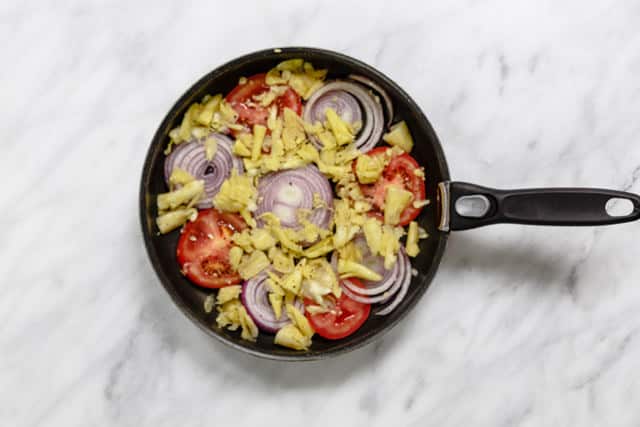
[375,249,411,316]
[164,133,242,209]
[303,81,384,153]
[348,74,394,127]
[241,272,303,333]
[335,246,411,313]
[330,235,399,295]
[341,258,400,296]
[306,89,362,125]
[255,165,333,230]
[339,251,407,305]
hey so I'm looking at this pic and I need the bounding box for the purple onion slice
[375,249,411,315]
[341,257,400,296]
[306,89,362,125]
[255,165,333,230]
[241,272,303,333]
[331,235,398,295]
[163,133,242,209]
[348,74,394,127]
[335,245,410,309]
[339,251,407,304]
[303,81,384,153]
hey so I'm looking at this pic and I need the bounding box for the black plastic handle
[443,182,640,231]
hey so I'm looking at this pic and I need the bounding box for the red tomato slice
[225,73,302,130]
[304,279,371,340]
[358,147,426,226]
[177,209,246,289]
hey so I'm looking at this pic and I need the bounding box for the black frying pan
[139,47,640,361]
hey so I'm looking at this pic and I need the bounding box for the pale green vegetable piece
[250,228,276,251]
[269,293,283,319]
[280,268,303,295]
[203,294,215,313]
[405,221,420,257]
[237,250,270,280]
[325,108,354,145]
[238,306,259,342]
[285,303,314,338]
[204,136,218,161]
[155,208,197,234]
[338,259,383,282]
[216,285,242,305]
[169,167,194,187]
[275,324,311,350]
[383,185,413,225]
[355,154,386,184]
[229,246,244,270]
[276,58,304,71]
[382,121,414,152]
[157,180,204,211]
[251,125,267,161]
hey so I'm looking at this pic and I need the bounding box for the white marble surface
[2,0,640,425]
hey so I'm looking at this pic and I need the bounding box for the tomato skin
[275,86,302,115]
[304,279,371,340]
[225,74,302,129]
[176,209,246,289]
[358,147,426,226]
[363,146,391,158]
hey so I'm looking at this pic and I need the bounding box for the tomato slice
[358,147,426,226]
[304,279,371,340]
[225,73,302,130]
[176,209,246,288]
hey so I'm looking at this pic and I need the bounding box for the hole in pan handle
[437,182,640,231]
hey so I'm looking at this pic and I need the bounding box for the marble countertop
[3,1,640,425]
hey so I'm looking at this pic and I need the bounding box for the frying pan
[139,47,640,361]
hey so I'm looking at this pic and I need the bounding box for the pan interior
[140,47,450,360]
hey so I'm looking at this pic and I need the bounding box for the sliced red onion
[303,81,384,153]
[306,90,362,125]
[341,257,400,296]
[164,133,242,209]
[335,246,411,311]
[348,74,394,127]
[376,249,411,316]
[241,272,303,333]
[330,235,398,295]
[256,165,333,230]
[340,253,406,304]
[351,236,391,288]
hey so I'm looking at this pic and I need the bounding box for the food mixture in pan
[156,59,429,350]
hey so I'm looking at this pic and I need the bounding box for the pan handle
[437,181,640,231]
